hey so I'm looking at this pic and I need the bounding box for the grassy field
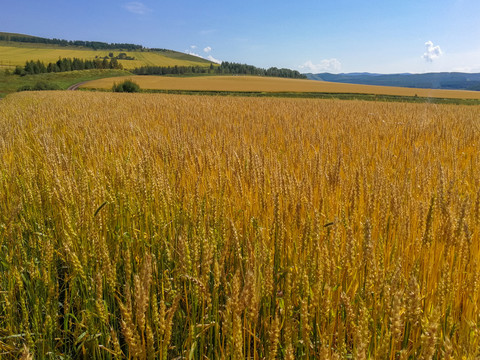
[82,75,480,100]
[0,69,130,98]
[0,42,212,69]
[1,91,480,359]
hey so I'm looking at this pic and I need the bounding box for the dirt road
[67,81,89,90]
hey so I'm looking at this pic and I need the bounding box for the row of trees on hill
[14,57,123,75]
[217,62,306,78]
[0,34,143,51]
[132,62,307,79]
[132,64,215,75]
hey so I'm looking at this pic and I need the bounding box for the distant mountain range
[306,72,480,91]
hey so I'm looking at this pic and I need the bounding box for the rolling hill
[0,32,213,69]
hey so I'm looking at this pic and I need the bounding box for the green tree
[36,60,46,73]
[112,80,141,93]
[102,58,109,69]
[109,58,122,69]
[14,65,25,76]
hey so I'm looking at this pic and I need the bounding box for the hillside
[306,72,480,91]
[0,32,213,69]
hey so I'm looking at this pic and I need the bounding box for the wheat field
[1,91,480,359]
[0,45,210,69]
[82,75,480,100]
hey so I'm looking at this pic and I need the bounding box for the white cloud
[422,41,442,62]
[207,55,221,64]
[185,50,202,58]
[298,59,342,73]
[185,48,221,64]
[123,2,151,15]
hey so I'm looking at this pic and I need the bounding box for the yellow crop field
[83,75,480,99]
[2,91,480,359]
[0,44,210,69]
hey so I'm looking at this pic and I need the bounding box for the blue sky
[1,0,480,73]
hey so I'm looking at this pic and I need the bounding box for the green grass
[150,48,214,63]
[0,69,131,98]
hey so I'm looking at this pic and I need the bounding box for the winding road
[67,81,89,90]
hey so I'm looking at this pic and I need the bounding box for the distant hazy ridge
[306,72,480,91]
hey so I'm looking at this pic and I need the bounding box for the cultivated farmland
[1,92,480,359]
[0,43,211,69]
[83,75,480,100]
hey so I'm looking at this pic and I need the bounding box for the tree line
[12,57,306,80]
[0,34,143,51]
[133,62,307,79]
[132,64,214,75]
[14,57,123,76]
[218,62,306,78]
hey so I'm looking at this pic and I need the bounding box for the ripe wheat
[1,91,480,359]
